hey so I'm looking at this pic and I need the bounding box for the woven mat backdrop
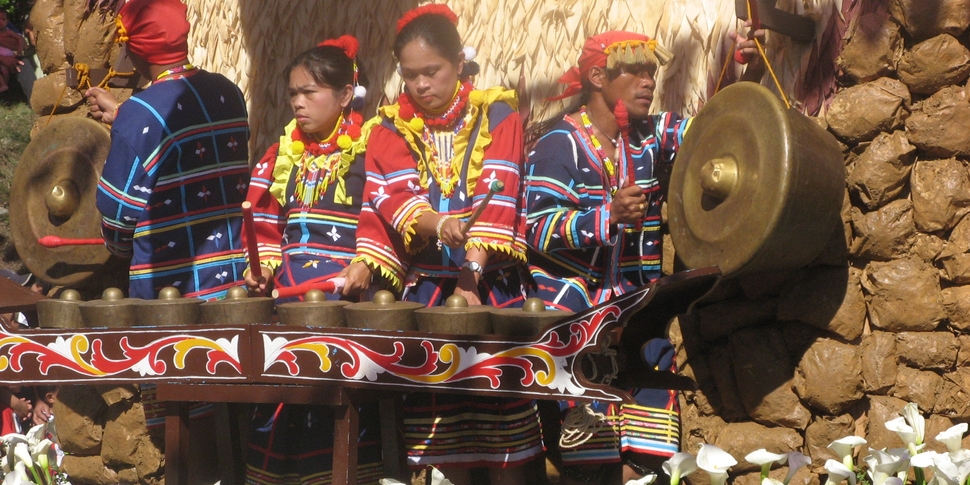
[182,0,843,158]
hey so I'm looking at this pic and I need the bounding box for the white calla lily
[824,459,856,485]
[428,466,454,485]
[911,450,941,469]
[936,423,968,454]
[902,402,925,445]
[2,461,30,485]
[663,452,698,485]
[697,444,737,485]
[886,417,918,448]
[828,436,867,470]
[745,449,788,480]
[625,471,657,485]
[865,448,911,485]
[763,478,785,485]
[930,452,970,485]
[784,452,811,485]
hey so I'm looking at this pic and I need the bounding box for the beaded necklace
[579,106,619,192]
[291,112,363,207]
[154,64,197,83]
[399,81,471,130]
[399,81,473,197]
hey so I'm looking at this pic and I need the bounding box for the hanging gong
[9,117,127,287]
[667,82,844,278]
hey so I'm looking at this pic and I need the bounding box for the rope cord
[714,0,792,110]
[559,403,609,449]
[46,62,136,126]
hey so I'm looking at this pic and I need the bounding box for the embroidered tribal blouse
[355,87,528,291]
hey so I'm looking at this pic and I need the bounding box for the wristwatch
[461,260,484,276]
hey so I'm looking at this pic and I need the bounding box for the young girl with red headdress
[354,5,541,484]
[242,36,384,484]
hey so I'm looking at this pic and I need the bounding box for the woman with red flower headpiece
[241,36,385,485]
[354,5,541,484]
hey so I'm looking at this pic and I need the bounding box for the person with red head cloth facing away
[523,29,764,484]
[355,4,541,484]
[86,0,250,301]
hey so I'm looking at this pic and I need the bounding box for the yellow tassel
[409,117,424,132]
[290,140,305,155]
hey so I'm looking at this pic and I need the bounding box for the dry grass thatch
[182,0,842,157]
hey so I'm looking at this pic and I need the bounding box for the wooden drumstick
[271,278,345,299]
[37,236,104,247]
[460,180,504,236]
[240,201,262,281]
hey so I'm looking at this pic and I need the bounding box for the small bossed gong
[667,82,844,278]
[36,289,84,329]
[136,287,203,327]
[415,294,492,335]
[490,297,574,337]
[10,117,128,287]
[276,289,350,327]
[344,290,423,331]
[200,286,274,325]
[79,287,141,328]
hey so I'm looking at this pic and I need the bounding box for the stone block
[895,332,959,370]
[861,258,945,332]
[804,413,857,468]
[866,395,910,451]
[826,78,910,144]
[708,343,748,421]
[61,455,120,485]
[95,384,137,407]
[838,11,902,83]
[55,385,106,455]
[939,215,970,284]
[861,331,898,394]
[907,89,970,159]
[897,34,970,94]
[889,0,970,42]
[714,421,803,474]
[910,233,945,262]
[729,327,811,428]
[936,368,970,418]
[794,339,864,415]
[891,365,942,413]
[847,131,915,210]
[849,199,916,261]
[777,267,866,341]
[696,297,778,342]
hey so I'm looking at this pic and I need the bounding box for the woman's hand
[84,86,121,124]
[437,216,466,248]
[338,262,373,296]
[32,399,51,425]
[9,394,30,421]
[244,265,274,295]
[609,183,647,226]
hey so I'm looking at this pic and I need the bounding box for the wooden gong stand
[0,268,719,485]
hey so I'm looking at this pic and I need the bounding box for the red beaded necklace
[399,81,472,130]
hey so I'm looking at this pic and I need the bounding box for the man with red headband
[86,0,250,301]
[523,30,764,484]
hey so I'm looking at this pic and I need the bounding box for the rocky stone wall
[673,1,970,483]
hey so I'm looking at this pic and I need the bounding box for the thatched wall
[182,0,843,157]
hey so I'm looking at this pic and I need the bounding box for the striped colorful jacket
[242,119,368,293]
[524,112,690,311]
[96,70,251,300]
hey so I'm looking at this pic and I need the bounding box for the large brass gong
[10,117,127,287]
[668,82,844,277]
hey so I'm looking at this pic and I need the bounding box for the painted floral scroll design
[0,331,242,377]
[263,302,632,397]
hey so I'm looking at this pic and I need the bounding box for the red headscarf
[550,31,670,101]
[116,0,190,66]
